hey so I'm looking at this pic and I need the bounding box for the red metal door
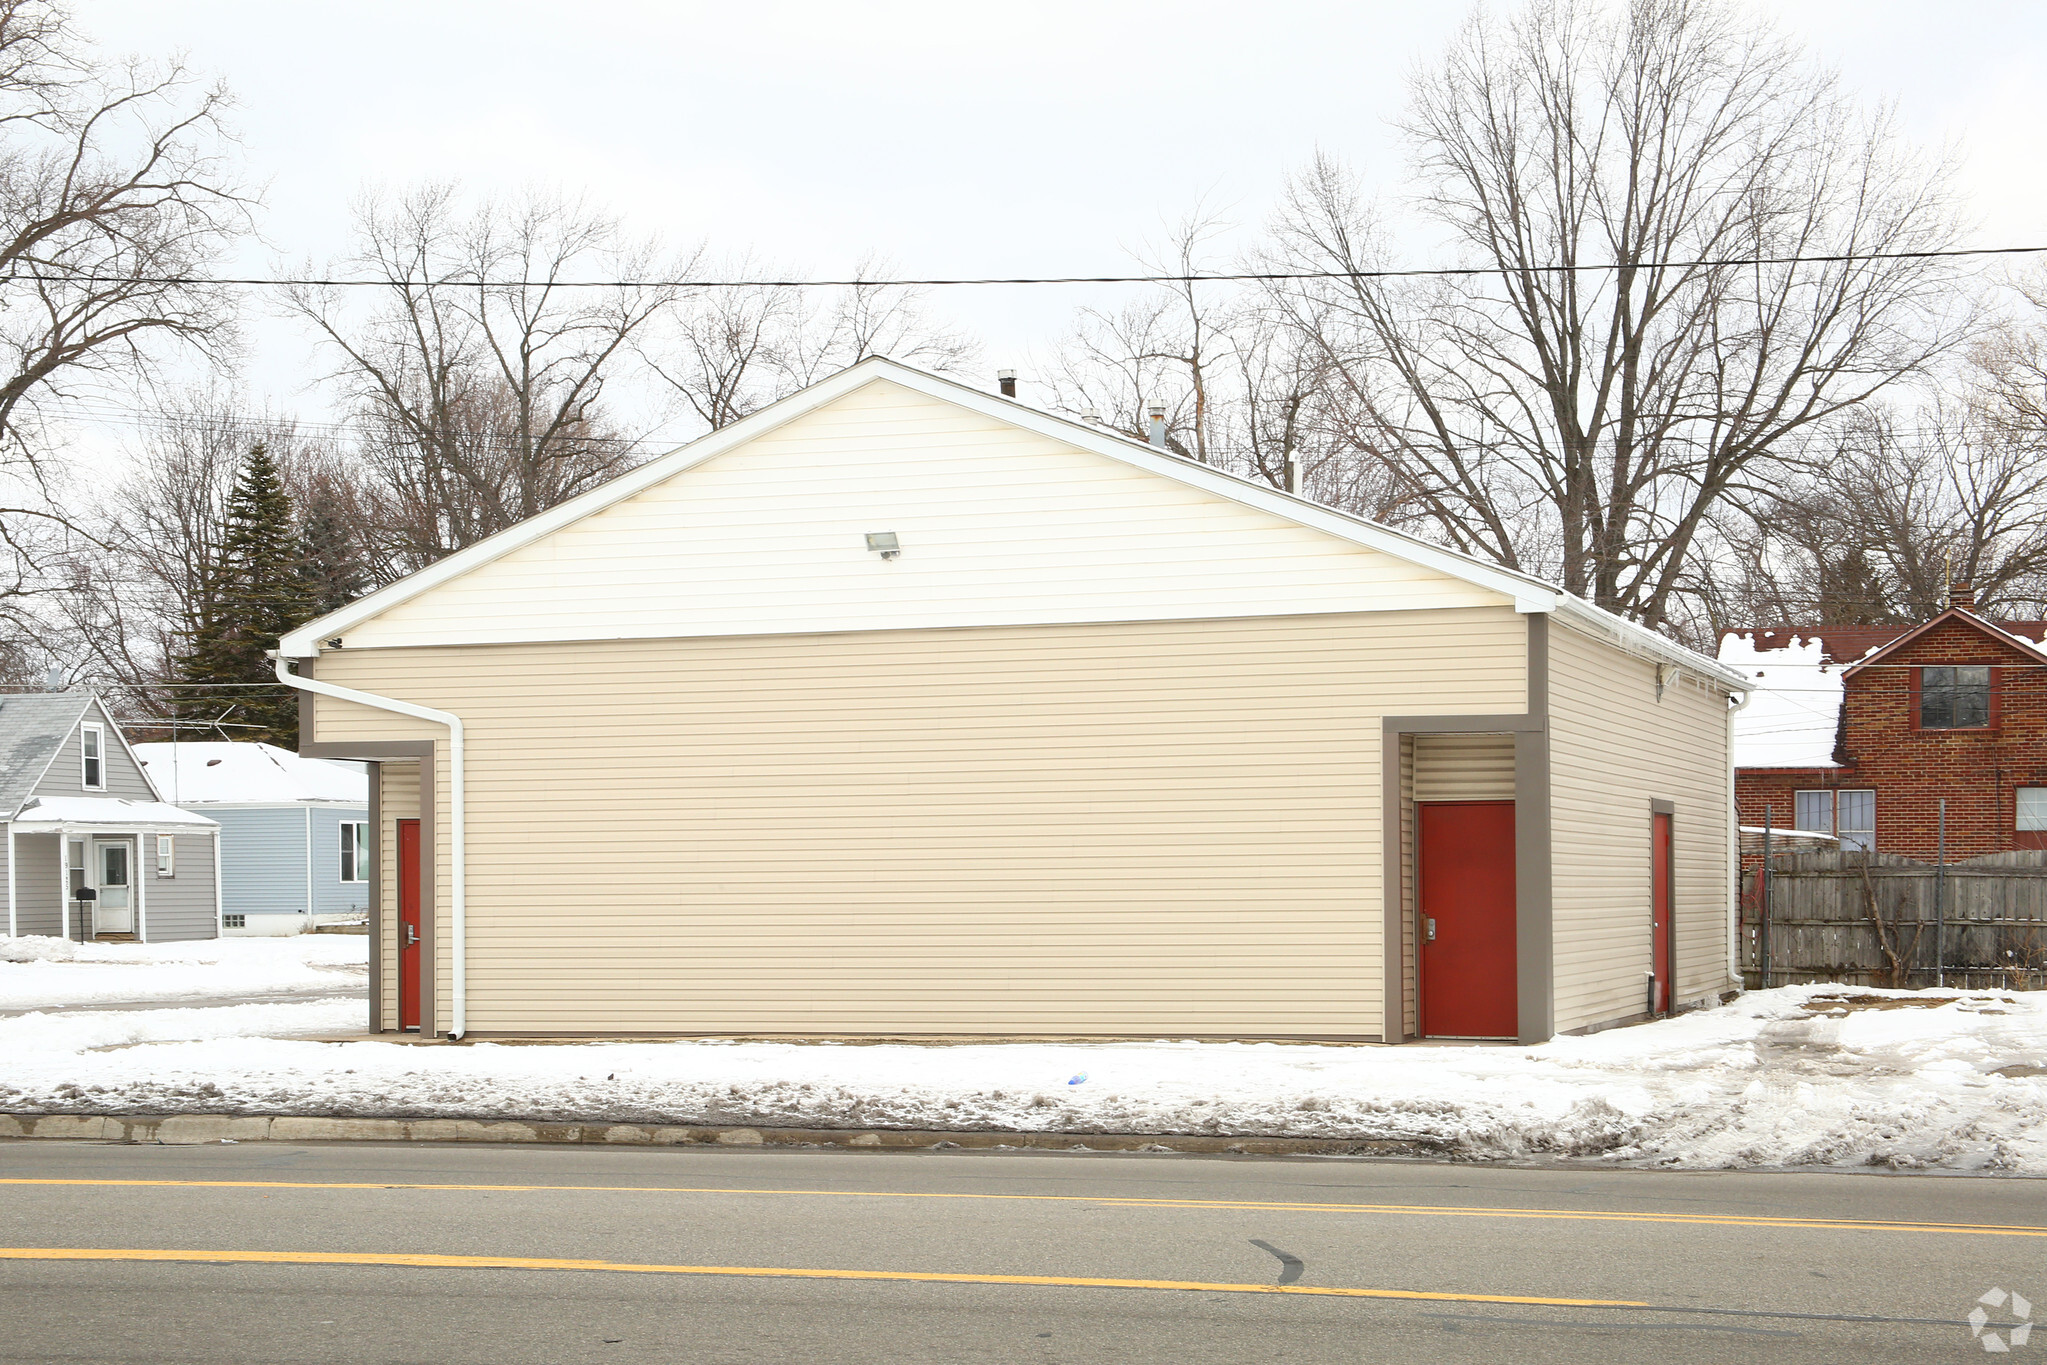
[397,819,422,1031]
[1651,812,1673,1015]
[1419,801,1518,1039]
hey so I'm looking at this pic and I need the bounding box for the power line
[12,243,2045,291]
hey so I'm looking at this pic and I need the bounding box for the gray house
[0,693,221,942]
[132,742,368,935]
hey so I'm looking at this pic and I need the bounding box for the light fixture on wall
[865,532,902,560]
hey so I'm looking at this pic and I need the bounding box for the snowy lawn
[2,982,2044,1172]
[0,934,367,1010]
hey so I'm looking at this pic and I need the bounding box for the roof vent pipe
[996,369,1017,398]
[1147,403,1167,448]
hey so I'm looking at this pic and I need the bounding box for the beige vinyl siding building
[286,357,1746,1043]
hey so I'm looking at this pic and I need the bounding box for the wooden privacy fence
[1741,849,2047,991]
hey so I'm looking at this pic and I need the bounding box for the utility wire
[13,243,2046,290]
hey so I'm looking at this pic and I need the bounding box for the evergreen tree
[175,444,314,744]
[298,491,366,616]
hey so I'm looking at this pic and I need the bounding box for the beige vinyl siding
[311,607,1528,1037]
[375,763,420,1031]
[1412,734,1516,802]
[1547,622,1735,1033]
[341,379,1509,652]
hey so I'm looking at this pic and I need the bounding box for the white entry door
[93,840,133,934]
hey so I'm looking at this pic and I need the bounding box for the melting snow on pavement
[1,966,2044,1172]
[0,934,367,1009]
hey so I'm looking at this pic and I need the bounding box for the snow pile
[1,984,2043,1172]
[0,934,366,1009]
[1,998,362,1053]
[1718,632,1844,769]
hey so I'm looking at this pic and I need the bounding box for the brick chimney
[1950,580,1977,611]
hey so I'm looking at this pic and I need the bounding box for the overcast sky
[78,0,2047,445]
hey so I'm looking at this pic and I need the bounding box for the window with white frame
[80,723,104,790]
[340,822,369,883]
[1794,790,1833,835]
[2019,788,2047,832]
[1794,788,1875,849]
[1836,790,1876,851]
[155,834,174,877]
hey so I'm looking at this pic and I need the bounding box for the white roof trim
[278,356,1742,689]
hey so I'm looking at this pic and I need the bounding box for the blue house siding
[212,808,311,917]
[309,806,370,915]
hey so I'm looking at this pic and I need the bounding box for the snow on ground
[0,934,366,1009]
[2,982,2044,1173]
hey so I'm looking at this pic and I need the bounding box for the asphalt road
[1,1141,2040,1363]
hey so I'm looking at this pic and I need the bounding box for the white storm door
[93,840,133,933]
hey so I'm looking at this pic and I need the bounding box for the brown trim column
[1383,614,1554,1045]
[300,675,442,1037]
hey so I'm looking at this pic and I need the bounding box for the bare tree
[644,252,975,434]
[282,185,685,577]
[1267,0,1965,626]
[42,395,339,699]
[0,0,249,661]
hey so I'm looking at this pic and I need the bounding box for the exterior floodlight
[865,531,902,559]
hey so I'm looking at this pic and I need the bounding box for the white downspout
[1726,688,1753,988]
[274,657,467,1040]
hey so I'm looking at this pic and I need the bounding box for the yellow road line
[0,1246,1645,1306]
[3,1177,2043,1239]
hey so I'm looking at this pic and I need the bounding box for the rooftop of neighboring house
[131,741,366,807]
[1717,587,2047,770]
[0,692,117,812]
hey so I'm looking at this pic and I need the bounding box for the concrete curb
[0,1112,1441,1159]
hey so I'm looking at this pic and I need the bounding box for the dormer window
[80,723,105,790]
[1920,666,1991,730]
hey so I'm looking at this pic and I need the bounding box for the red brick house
[1719,587,2047,860]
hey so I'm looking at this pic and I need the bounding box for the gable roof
[1838,607,2047,678]
[132,741,367,806]
[1719,618,2047,667]
[278,356,1746,690]
[0,692,95,813]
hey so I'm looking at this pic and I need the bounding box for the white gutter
[1725,688,1754,986]
[273,657,468,1040]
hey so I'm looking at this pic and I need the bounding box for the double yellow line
[0,1246,1644,1305]
[6,1177,2045,1239]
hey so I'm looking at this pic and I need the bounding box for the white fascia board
[277,363,918,657]
[1552,596,1750,693]
[100,698,167,803]
[279,356,1702,669]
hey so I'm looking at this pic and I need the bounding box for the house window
[1920,665,1991,729]
[1794,790,1833,835]
[1836,790,1876,851]
[223,914,245,929]
[80,723,104,790]
[2019,788,2047,831]
[340,822,369,883]
[1794,788,1875,850]
[156,834,174,878]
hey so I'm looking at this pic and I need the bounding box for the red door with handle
[397,819,422,1031]
[1651,812,1674,1015]
[1419,801,1517,1039]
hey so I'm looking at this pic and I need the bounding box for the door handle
[1425,917,1437,942]
[404,925,419,947]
